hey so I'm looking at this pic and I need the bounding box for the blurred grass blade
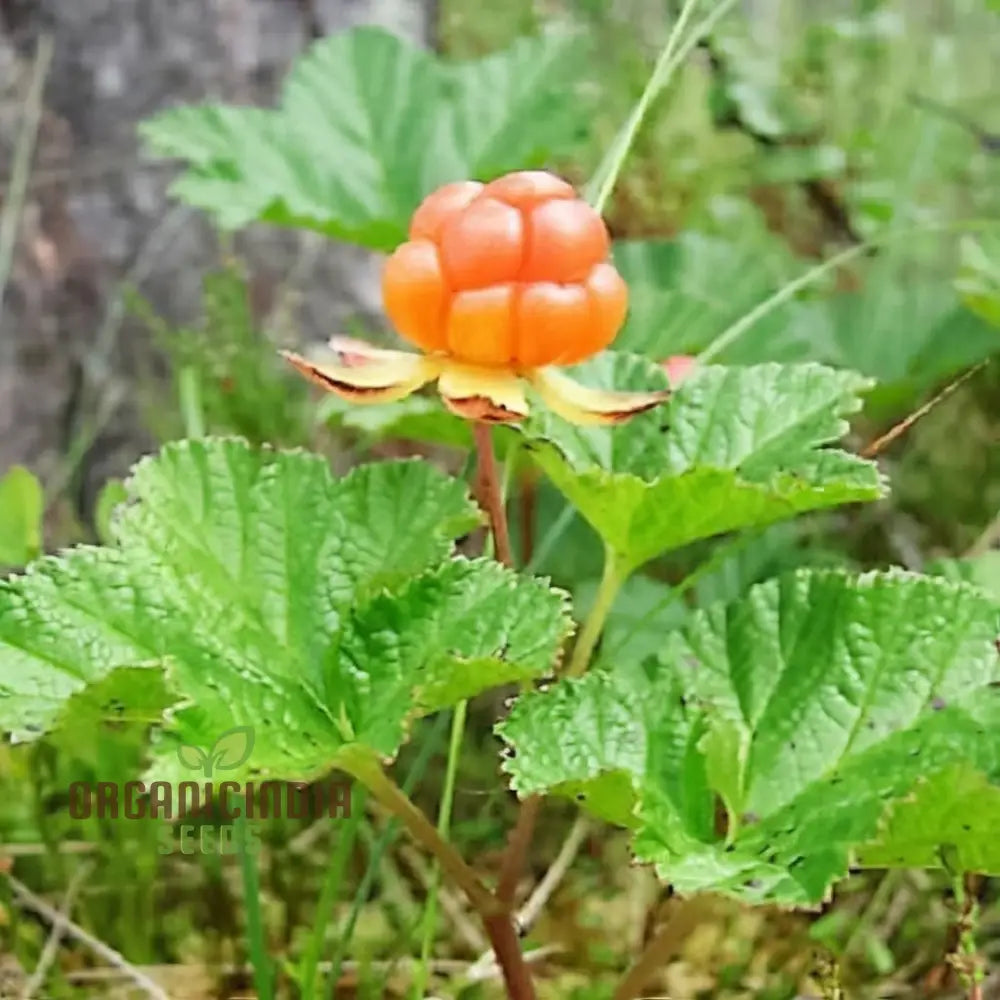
[0,35,53,336]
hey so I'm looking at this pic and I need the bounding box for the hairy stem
[343,750,535,1000]
[483,912,537,1000]
[566,547,628,678]
[324,716,450,998]
[473,422,513,567]
[343,750,497,917]
[498,550,626,924]
[496,795,542,908]
[950,870,984,1000]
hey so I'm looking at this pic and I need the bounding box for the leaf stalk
[566,546,629,678]
[341,748,536,1000]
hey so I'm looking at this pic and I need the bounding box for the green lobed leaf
[858,765,1000,873]
[499,569,1000,904]
[141,27,585,249]
[0,439,571,784]
[521,355,883,571]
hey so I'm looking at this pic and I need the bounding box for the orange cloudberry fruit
[282,171,668,426]
[382,170,627,369]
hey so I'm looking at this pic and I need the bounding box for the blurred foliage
[140,27,589,249]
[128,263,312,447]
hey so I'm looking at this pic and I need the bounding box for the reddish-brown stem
[342,749,537,1000]
[467,421,540,997]
[483,912,538,1000]
[613,905,703,1000]
[470,422,542,909]
[496,795,542,908]
[472,421,513,567]
[861,360,987,459]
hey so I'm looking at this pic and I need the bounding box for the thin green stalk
[299,786,367,1000]
[326,714,449,999]
[534,0,743,574]
[566,547,630,677]
[0,35,53,336]
[601,532,756,663]
[412,701,467,999]
[698,216,1000,364]
[235,813,272,1000]
[526,505,575,576]
[587,0,702,213]
[178,366,206,438]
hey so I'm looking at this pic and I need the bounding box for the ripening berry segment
[408,180,483,241]
[439,197,524,290]
[447,285,516,366]
[382,170,627,370]
[381,240,448,352]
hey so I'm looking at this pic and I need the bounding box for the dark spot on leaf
[575,793,585,802]
[909,748,920,757]
[789,741,797,750]
[789,856,805,869]
[740,812,759,826]
[931,697,947,711]
[725,844,736,853]
[745,879,763,890]
[963,824,972,832]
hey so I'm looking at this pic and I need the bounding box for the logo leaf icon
[210,725,255,773]
[177,743,209,772]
